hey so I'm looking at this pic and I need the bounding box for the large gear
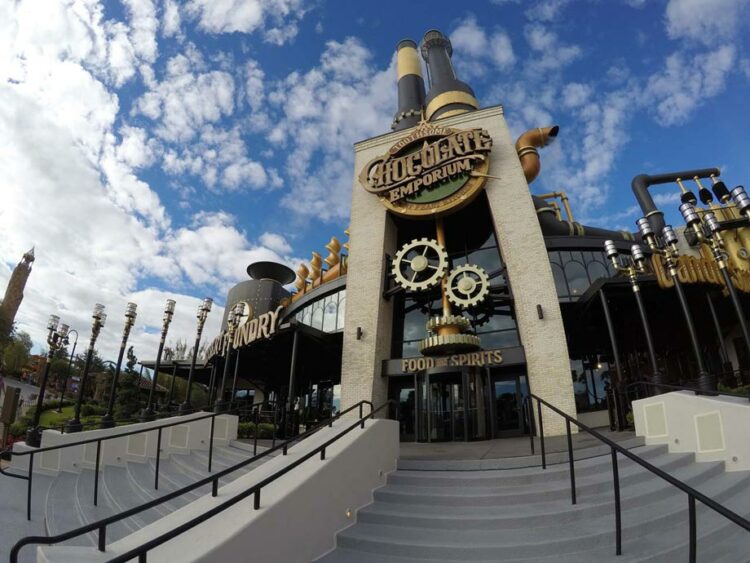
[425,314,471,334]
[420,333,481,355]
[391,238,449,292]
[446,264,490,308]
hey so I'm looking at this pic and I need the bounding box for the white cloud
[524,24,581,71]
[561,82,592,109]
[259,232,292,254]
[122,0,158,64]
[134,49,235,142]
[525,0,571,21]
[665,0,746,45]
[645,45,736,126]
[450,16,516,79]
[162,0,182,38]
[267,38,396,221]
[185,0,309,44]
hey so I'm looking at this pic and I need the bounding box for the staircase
[317,444,750,562]
[0,441,270,563]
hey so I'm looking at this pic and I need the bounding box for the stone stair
[316,445,750,562]
[0,441,270,563]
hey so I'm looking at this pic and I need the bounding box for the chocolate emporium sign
[359,121,493,217]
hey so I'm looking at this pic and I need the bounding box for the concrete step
[0,471,53,563]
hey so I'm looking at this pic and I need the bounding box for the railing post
[536,399,546,470]
[611,448,622,555]
[254,489,260,510]
[208,415,215,473]
[566,419,576,505]
[283,443,288,455]
[212,477,218,497]
[98,524,106,552]
[27,452,34,521]
[358,402,363,419]
[154,428,162,491]
[689,495,697,563]
[321,448,326,460]
[139,552,147,562]
[94,439,102,506]
[272,404,277,448]
[253,409,259,456]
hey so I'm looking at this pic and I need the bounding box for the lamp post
[179,297,213,414]
[100,302,137,428]
[679,200,750,384]
[214,304,242,413]
[604,240,664,390]
[56,328,78,412]
[637,219,713,390]
[26,316,69,447]
[66,304,107,432]
[140,299,176,422]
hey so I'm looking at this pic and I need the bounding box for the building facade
[200,30,750,442]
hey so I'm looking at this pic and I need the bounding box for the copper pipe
[537,191,575,223]
[435,217,451,316]
[515,126,559,184]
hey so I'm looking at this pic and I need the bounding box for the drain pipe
[515,126,559,184]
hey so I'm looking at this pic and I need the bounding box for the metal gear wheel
[420,333,482,355]
[425,314,471,334]
[446,264,490,308]
[391,238,449,292]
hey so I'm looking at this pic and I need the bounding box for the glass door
[491,372,528,437]
[416,370,475,442]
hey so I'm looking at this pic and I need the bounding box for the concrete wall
[633,391,750,471]
[342,106,576,435]
[39,418,399,563]
[11,412,238,474]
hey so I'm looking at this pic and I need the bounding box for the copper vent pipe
[515,126,559,184]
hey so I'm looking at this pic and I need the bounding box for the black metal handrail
[9,399,385,563]
[528,393,750,562]
[0,402,277,521]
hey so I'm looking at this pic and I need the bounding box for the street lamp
[214,303,243,413]
[179,298,213,414]
[604,240,664,390]
[637,218,713,391]
[140,299,176,421]
[65,304,107,432]
[100,302,137,428]
[56,328,78,412]
[26,316,68,447]
[229,303,247,411]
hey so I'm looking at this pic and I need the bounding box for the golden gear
[446,264,490,308]
[425,314,471,333]
[391,238,449,292]
[419,333,481,355]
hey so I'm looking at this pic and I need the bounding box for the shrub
[9,420,28,438]
[236,422,276,439]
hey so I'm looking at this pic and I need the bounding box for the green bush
[9,420,28,437]
[237,422,276,439]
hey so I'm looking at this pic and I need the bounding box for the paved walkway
[399,428,637,461]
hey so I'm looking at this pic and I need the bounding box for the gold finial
[343,228,350,252]
[693,176,707,191]
[310,252,323,280]
[324,237,341,267]
[294,263,309,292]
[676,177,688,194]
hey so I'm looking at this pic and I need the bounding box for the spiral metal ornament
[391,238,449,292]
[446,264,490,308]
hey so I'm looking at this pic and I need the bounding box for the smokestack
[392,39,426,131]
[420,29,478,121]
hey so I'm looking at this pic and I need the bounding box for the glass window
[587,261,609,284]
[336,291,346,330]
[467,247,502,276]
[311,299,324,330]
[552,263,569,298]
[323,294,338,332]
[564,260,589,297]
[402,340,421,358]
[479,330,520,349]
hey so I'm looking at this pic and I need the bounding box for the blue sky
[1,0,749,358]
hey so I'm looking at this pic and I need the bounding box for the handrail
[529,392,750,561]
[625,380,750,402]
[9,399,381,563]
[0,401,281,520]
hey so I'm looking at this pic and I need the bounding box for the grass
[38,406,99,429]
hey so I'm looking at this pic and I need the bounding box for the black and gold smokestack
[392,39,426,131]
[420,29,479,121]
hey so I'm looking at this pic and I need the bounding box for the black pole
[100,329,131,428]
[214,345,233,413]
[66,344,95,432]
[706,292,730,366]
[179,333,203,414]
[718,265,750,385]
[670,272,713,390]
[599,289,625,431]
[26,346,55,447]
[286,330,299,436]
[229,349,241,411]
[57,334,77,413]
[140,338,166,422]
[631,280,663,389]
[206,362,218,408]
[166,362,178,409]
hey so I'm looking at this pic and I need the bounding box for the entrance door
[426,375,465,442]
[491,373,528,437]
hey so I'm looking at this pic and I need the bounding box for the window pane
[336,291,346,330]
[564,261,589,297]
[479,330,520,349]
[323,294,338,332]
[402,340,421,358]
[552,263,568,298]
[587,261,609,284]
[311,300,324,330]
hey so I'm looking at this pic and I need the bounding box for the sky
[1,0,749,361]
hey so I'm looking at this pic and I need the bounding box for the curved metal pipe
[515,126,559,184]
[631,168,720,235]
[532,196,634,240]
